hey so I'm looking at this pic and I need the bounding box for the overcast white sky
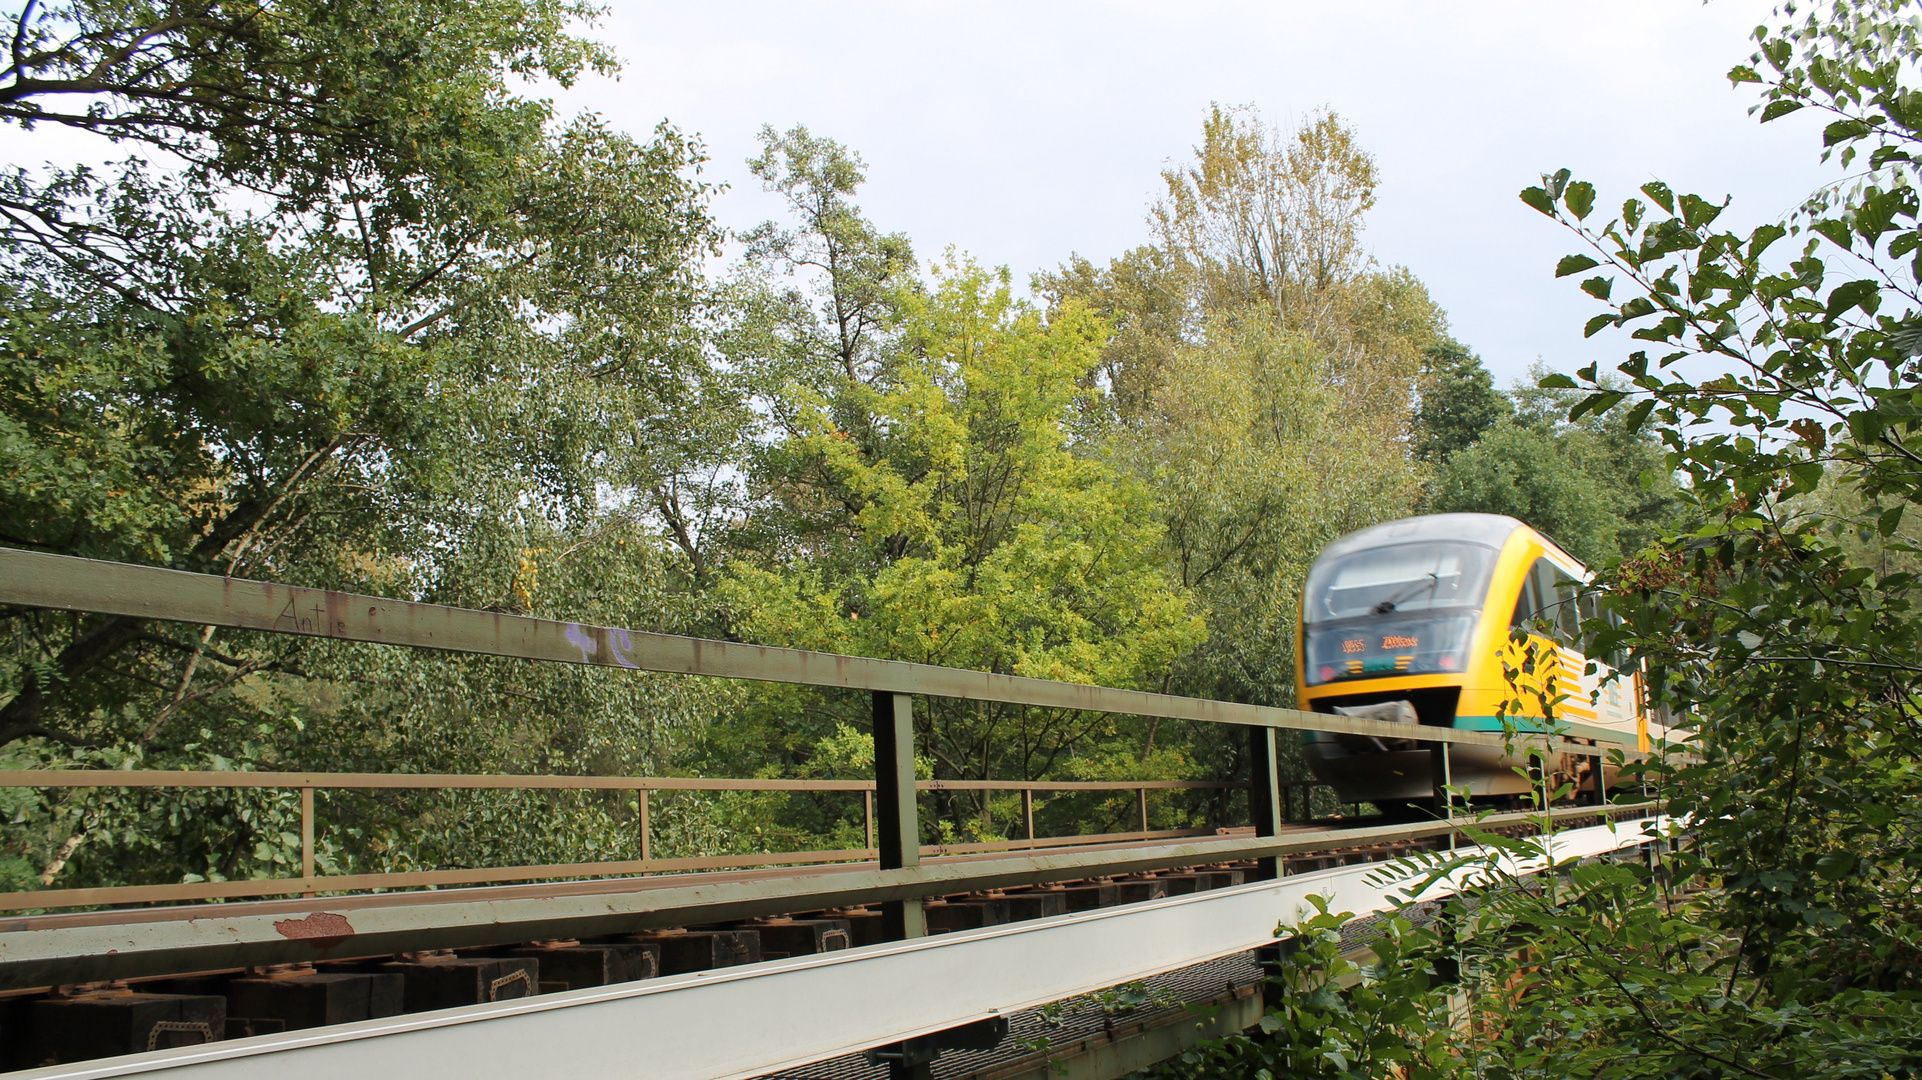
[553,0,1836,387]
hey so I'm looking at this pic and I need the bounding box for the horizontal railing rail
[0,547,1619,755]
[0,770,1250,793]
[0,770,1323,911]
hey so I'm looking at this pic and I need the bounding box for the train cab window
[1300,540,1499,686]
[1304,542,1496,621]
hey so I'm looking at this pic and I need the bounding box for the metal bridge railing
[0,546,1630,931]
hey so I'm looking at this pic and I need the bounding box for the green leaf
[1537,372,1578,389]
[1814,851,1857,880]
[1760,99,1805,121]
[1812,218,1854,251]
[1617,296,1657,322]
[1747,222,1787,261]
[1849,409,1887,443]
[1640,181,1675,215]
[1880,505,1905,536]
[1564,181,1596,221]
[1823,118,1872,146]
[1825,278,1881,319]
[1623,399,1656,433]
[1678,193,1724,229]
[1727,65,1762,83]
[1583,313,1615,338]
[1555,254,1601,277]
[1581,276,1613,301]
[1520,186,1555,216]
[1569,390,1627,421]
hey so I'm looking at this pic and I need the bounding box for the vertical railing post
[1247,726,1282,881]
[1022,789,1034,846]
[299,786,315,888]
[1136,787,1149,833]
[637,789,651,863]
[873,691,926,940]
[1429,739,1454,812]
[1430,740,1456,850]
[864,789,876,853]
[1589,751,1606,808]
[1540,739,1554,811]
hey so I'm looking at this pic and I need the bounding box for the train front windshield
[1302,541,1496,686]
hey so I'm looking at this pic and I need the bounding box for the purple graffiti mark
[608,628,641,669]
[564,623,599,662]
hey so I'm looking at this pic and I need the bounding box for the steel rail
[0,547,1608,754]
[0,827,1220,912]
[0,804,1655,990]
[1,816,1670,1080]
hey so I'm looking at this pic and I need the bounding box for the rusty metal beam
[0,547,1597,753]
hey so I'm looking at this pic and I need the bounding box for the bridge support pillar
[873,691,926,942]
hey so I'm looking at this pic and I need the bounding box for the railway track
[0,808,1637,1071]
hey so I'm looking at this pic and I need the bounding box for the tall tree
[1412,341,1511,462]
[710,132,1203,832]
[0,1,738,887]
[1045,106,1445,814]
[724,261,1202,802]
[1153,104,1377,331]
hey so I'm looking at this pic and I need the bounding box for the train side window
[1509,579,1534,627]
[1512,558,1582,645]
[1551,567,1582,645]
[1604,609,1628,671]
[1510,559,1544,628]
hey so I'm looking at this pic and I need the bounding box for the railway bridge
[0,548,1669,1080]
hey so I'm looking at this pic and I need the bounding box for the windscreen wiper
[1373,572,1438,615]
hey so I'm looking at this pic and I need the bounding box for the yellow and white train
[1294,513,1663,806]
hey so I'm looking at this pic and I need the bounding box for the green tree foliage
[1128,313,1427,713]
[1412,342,1511,462]
[1036,245,1188,422]
[710,128,1203,838]
[1426,362,1680,567]
[0,0,741,889]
